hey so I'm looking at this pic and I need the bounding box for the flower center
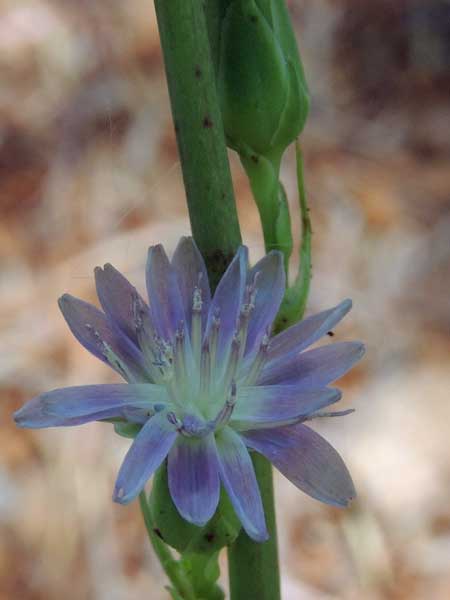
[131,272,270,436]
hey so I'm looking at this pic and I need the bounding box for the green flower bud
[218,0,309,160]
[148,464,241,555]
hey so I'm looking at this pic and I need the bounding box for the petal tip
[249,527,269,543]
[112,486,133,505]
[356,342,366,358]
[341,298,353,311]
[13,408,26,427]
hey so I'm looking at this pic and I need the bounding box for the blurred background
[1,0,449,598]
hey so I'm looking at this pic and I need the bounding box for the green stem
[139,492,196,600]
[274,141,312,332]
[154,0,241,288]
[227,454,280,600]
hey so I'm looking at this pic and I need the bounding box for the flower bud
[148,464,241,555]
[218,0,309,160]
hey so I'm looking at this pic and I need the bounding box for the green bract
[149,464,241,555]
[218,0,309,161]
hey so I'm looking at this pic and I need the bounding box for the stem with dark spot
[154,0,241,289]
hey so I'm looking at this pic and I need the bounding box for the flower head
[14,238,364,542]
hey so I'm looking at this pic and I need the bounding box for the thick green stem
[139,492,196,600]
[154,0,241,288]
[227,454,280,600]
[154,3,281,600]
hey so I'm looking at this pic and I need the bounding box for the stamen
[234,271,260,359]
[191,286,203,369]
[208,309,220,374]
[221,336,241,392]
[243,333,270,385]
[210,381,237,430]
[167,411,181,428]
[304,408,355,421]
[173,323,187,386]
[131,293,161,380]
[167,412,211,438]
[85,324,134,380]
[200,340,211,397]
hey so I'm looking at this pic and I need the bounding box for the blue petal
[258,341,365,388]
[242,424,356,507]
[267,299,353,364]
[171,237,211,335]
[205,247,247,362]
[231,387,341,430]
[244,251,285,359]
[95,263,148,345]
[14,384,169,428]
[168,434,220,526]
[215,427,268,542]
[146,245,185,341]
[113,412,177,504]
[58,294,150,382]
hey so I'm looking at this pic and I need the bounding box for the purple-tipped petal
[231,387,341,430]
[215,427,268,542]
[58,294,150,382]
[14,384,168,428]
[171,237,211,334]
[113,412,176,504]
[244,251,285,358]
[268,299,353,363]
[95,263,148,345]
[205,247,248,361]
[146,245,185,341]
[258,341,365,388]
[242,423,356,507]
[168,434,220,526]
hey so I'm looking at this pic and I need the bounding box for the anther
[192,286,203,313]
[210,380,237,430]
[304,408,355,421]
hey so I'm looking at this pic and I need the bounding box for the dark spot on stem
[195,65,202,78]
[205,532,215,542]
[206,249,235,291]
[251,154,259,164]
[203,116,213,129]
[153,528,164,540]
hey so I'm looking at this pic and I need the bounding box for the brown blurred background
[1,1,449,598]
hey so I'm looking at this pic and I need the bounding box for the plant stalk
[139,492,196,600]
[154,0,241,288]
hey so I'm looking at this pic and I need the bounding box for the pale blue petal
[231,387,341,430]
[14,384,169,428]
[244,251,285,358]
[258,341,365,388]
[95,263,148,345]
[168,434,220,526]
[242,424,356,507]
[205,247,247,361]
[113,412,177,504]
[215,427,268,542]
[58,294,150,382]
[267,299,353,363]
[146,245,185,341]
[171,237,211,334]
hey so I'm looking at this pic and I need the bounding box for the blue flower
[14,238,364,542]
